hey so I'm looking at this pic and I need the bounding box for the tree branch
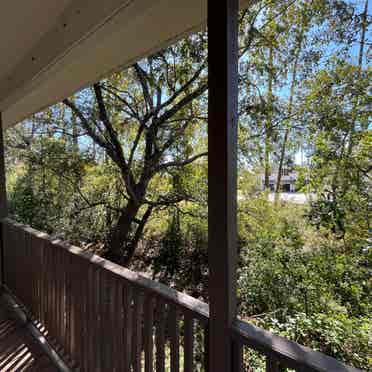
[157,152,208,171]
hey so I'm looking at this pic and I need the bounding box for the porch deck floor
[0,305,58,371]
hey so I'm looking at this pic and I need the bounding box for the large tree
[63,35,208,265]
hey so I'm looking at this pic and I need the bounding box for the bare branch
[154,61,207,116]
[157,152,208,171]
[133,63,154,113]
[63,98,108,151]
[156,83,208,127]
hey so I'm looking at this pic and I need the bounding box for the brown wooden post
[0,113,7,285]
[0,114,6,218]
[208,0,239,371]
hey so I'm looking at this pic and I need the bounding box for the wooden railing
[1,219,360,372]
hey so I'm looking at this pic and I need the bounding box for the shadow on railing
[0,219,360,372]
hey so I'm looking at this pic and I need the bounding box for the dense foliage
[4,0,371,369]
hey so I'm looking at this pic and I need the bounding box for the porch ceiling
[0,0,211,129]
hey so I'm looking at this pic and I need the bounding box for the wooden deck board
[0,306,58,371]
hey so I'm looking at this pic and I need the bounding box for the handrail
[2,218,209,322]
[234,320,360,372]
[1,218,361,372]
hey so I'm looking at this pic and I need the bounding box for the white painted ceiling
[0,0,72,80]
[0,0,247,129]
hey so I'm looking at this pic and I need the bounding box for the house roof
[0,0,211,129]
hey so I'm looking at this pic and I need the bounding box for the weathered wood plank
[133,290,144,372]
[123,284,133,372]
[155,300,166,372]
[169,306,180,372]
[266,357,282,372]
[207,0,239,370]
[94,267,102,371]
[144,294,154,372]
[113,277,124,372]
[86,263,95,372]
[184,313,194,372]
[204,324,209,371]
[232,341,243,372]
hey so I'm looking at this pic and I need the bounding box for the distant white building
[258,167,314,204]
[260,168,298,193]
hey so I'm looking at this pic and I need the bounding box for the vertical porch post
[208,0,239,371]
[0,113,7,285]
[0,114,6,218]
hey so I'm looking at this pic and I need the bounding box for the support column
[0,113,7,285]
[208,0,239,371]
[0,114,7,218]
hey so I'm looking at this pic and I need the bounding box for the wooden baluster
[106,272,115,372]
[85,264,93,372]
[113,278,124,372]
[144,294,154,372]
[92,267,101,372]
[29,234,35,317]
[11,225,17,294]
[155,300,166,372]
[109,275,117,372]
[72,255,81,366]
[133,290,144,372]
[204,324,209,372]
[35,236,42,322]
[30,232,35,313]
[48,241,53,339]
[12,226,18,298]
[64,251,70,359]
[123,284,133,372]
[17,228,25,302]
[69,254,75,362]
[7,224,13,289]
[55,246,62,346]
[266,357,284,372]
[59,248,66,356]
[184,313,194,372]
[80,260,89,372]
[25,231,31,311]
[60,248,66,350]
[80,260,86,368]
[1,223,8,287]
[51,242,57,342]
[52,243,58,341]
[4,224,10,288]
[169,305,180,372]
[46,243,52,338]
[11,226,16,291]
[65,253,72,361]
[98,269,105,372]
[40,238,46,326]
[232,341,243,372]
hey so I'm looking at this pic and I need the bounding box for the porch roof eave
[0,0,208,129]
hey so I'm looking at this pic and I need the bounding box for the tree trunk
[264,45,274,190]
[106,178,152,266]
[346,0,368,157]
[275,22,305,200]
[106,199,141,264]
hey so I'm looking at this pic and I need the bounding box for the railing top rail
[234,320,361,372]
[2,218,362,372]
[2,218,209,322]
